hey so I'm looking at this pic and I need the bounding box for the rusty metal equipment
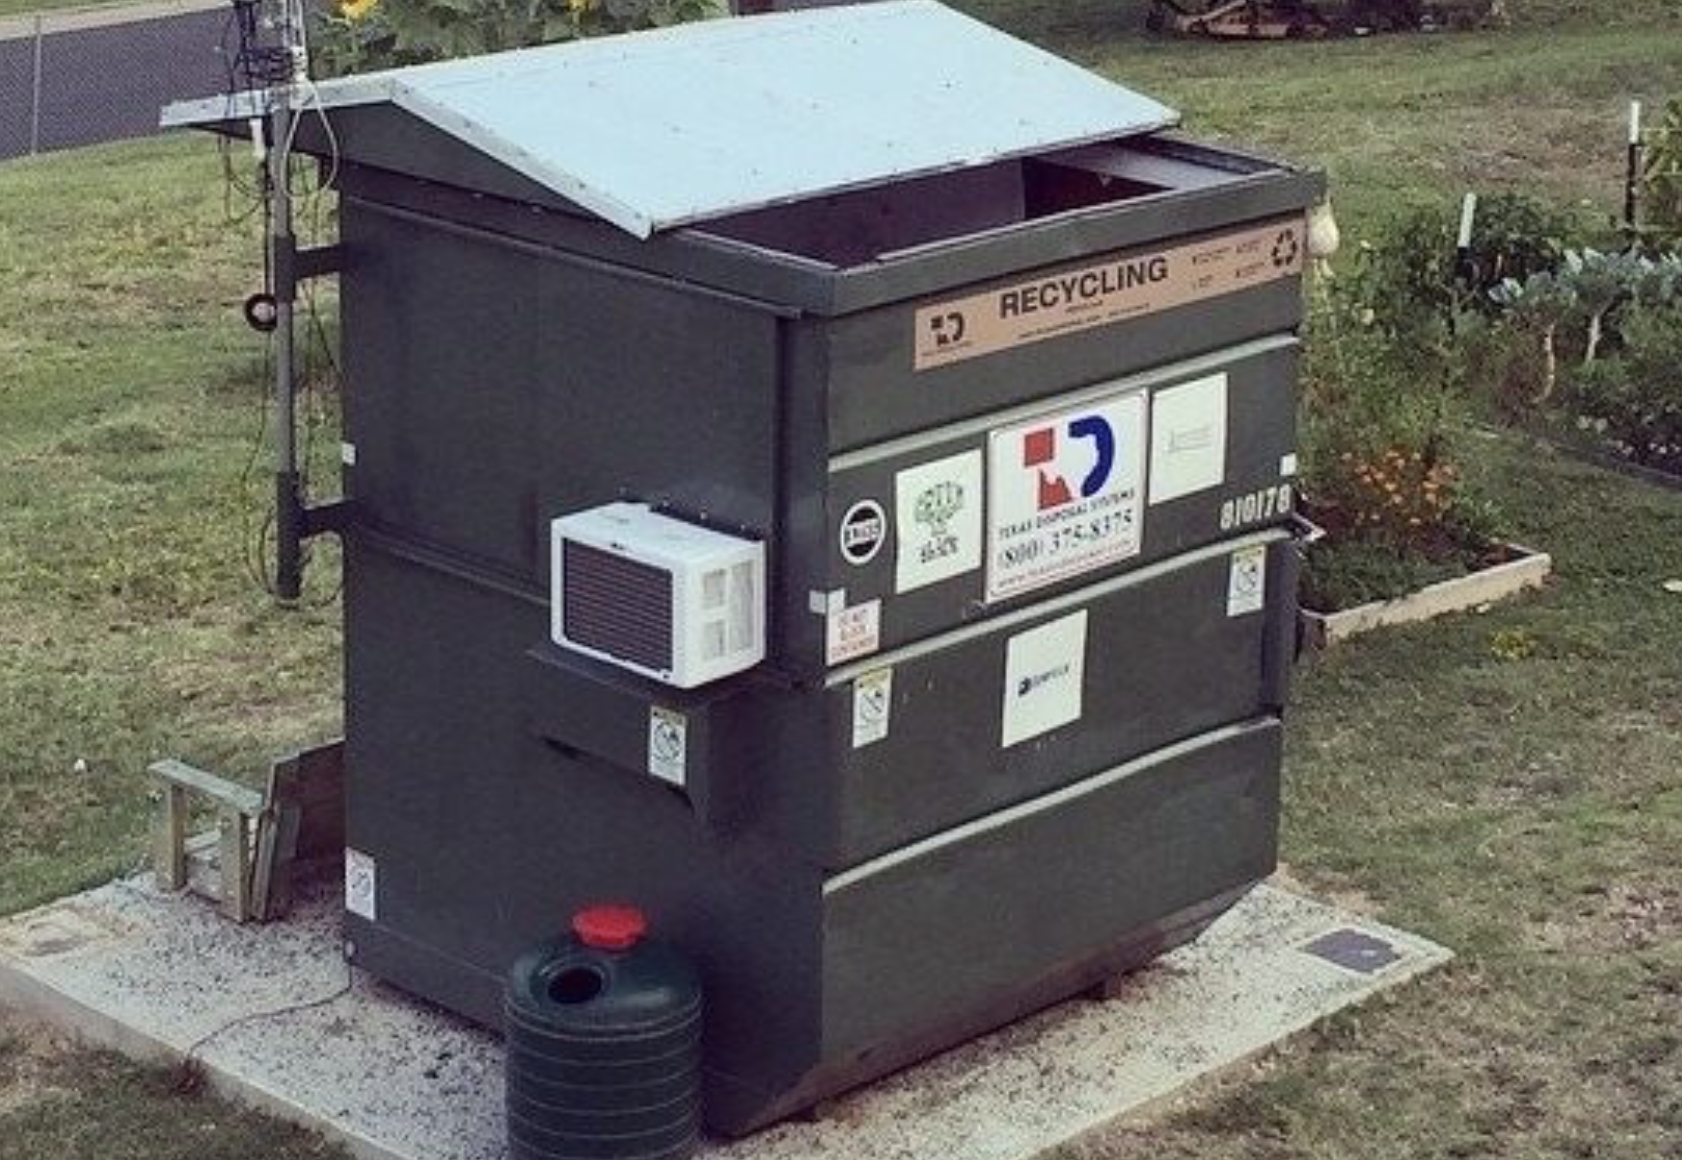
[1147,0,1496,39]
[1146,0,1332,39]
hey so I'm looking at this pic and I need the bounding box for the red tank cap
[572,905,648,951]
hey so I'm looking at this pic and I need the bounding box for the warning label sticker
[826,598,882,666]
[345,848,377,921]
[851,668,894,748]
[648,707,688,786]
[986,390,1148,603]
[913,218,1307,371]
[1227,545,1268,618]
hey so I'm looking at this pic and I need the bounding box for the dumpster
[165,0,1322,1135]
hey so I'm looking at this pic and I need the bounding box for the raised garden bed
[1502,421,1682,495]
[1301,540,1552,648]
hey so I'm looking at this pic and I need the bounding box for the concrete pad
[0,877,1449,1160]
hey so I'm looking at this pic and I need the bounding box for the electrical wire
[174,956,357,1082]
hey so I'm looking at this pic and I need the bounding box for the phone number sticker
[986,391,1147,602]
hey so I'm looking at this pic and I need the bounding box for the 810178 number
[1220,483,1293,532]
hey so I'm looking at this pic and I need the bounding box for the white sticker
[1220,484,1293,533]
[851,668,894,748]
[826,599,881,665]
[1001,610,1089,748]
[1227,546,1268,617]
[894,450,984,593]
[808,588,847,616]
[1279,452,1300,477]
[839,500,887,566]
[345,848,377,920]
[1148,373,1228,505]
[986,392,1147,603]
[648,707,688,785]
[339,441,358,467]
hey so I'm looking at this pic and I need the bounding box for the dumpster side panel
[342,538,829,1119]
[340,195,783,584]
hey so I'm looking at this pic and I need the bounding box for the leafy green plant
[1489,269,1577,402]
[1487,247,1682,407]
[1565,304,1682,469]
[1344,194,1588,341]
[1644,96,1682,241]
[1298,277,1507,610]
[314,0,726,76]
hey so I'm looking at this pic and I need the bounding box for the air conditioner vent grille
[561,541,673,672]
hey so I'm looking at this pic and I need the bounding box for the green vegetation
[966,0,1682,232]
[2,3,1680,1158]
[0,139,342,920]
[313,0,726,76]
[0,1026,342,1160]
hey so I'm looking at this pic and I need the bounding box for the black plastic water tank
[505,905,703,1160]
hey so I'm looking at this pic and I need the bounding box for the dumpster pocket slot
[521,642,763,824]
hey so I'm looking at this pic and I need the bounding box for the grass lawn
[2,3,1681,1157]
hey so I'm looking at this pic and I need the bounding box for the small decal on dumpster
[851,668,894,748]
[1148,373,1229,505]
[345,848,377,921]
[894,450,983,593]
[826,599,881,666]
[839,500,887,566]
[1002,610,1088,747]
[985,390,1147,602]
[1227,545,1268,617]
[912,218,1307,371]
[648,707,688,786]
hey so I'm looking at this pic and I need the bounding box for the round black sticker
[839,500,887,566]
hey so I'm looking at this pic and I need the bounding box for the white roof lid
[163,1,1178,239]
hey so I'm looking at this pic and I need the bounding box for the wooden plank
[250,808,281,922]
[147,759,266,817]
[248,742,343,921]
[284,741,345,862]
[151,782,188,891]
[1303,545,1552,649]
[218,808,253,923]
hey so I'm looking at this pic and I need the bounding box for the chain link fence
[0,0,229,160]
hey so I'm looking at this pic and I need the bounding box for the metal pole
[28,15,43,156]
[1625,100,1644,238]
[270,93,304,605]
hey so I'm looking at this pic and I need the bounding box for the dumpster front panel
[809,534,1296,865]
[796,338,1299,669]
[819,717,1283,1062]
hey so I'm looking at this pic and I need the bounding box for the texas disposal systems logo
[1020,414,1117,512]
[985,392,1147,602]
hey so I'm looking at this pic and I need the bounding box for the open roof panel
[161,1,1178,238]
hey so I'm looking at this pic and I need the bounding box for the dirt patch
[1272,862,1381,918]
[0,1012,77,1116]
[1534,879,1682,955]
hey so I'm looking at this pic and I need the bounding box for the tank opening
[548,965,607,1005]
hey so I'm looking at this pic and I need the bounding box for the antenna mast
[234,0,313,603]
